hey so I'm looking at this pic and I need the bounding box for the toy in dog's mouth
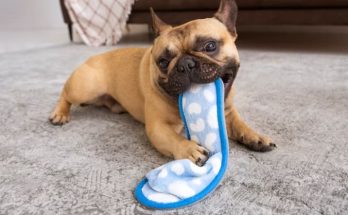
[158,60,239,99]
[191,61,238,97]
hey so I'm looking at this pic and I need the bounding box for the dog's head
[150,0,240,98]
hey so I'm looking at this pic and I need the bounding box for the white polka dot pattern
[207,105,218,129]
[171,163,185,175]
[204,89,215,102]
[140,80,226,204]
[205,132,217,152]
[158,168,168,178]
[188,102,202,114]
[168,180,196,198]
[189,118,205,132]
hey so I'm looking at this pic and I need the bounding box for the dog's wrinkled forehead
[152,18,235,59]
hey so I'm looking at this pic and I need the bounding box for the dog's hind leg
[49,64,107,125]
[49,92,71,125]
[94,95,126,114]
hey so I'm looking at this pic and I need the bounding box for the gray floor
[0,31,347,214]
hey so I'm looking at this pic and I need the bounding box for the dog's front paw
[240,132,276,152]
[49,109,70,126]
[174,140,209,166]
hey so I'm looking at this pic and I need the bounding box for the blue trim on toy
[134,79,229,209]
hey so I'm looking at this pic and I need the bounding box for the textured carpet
[0,44,347,215]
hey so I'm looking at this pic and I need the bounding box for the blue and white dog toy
[135,78,229,209]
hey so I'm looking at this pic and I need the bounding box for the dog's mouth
[221,73,234,95]
[218,61,239,97]
[158,60,239,99]
[192,62,237,97]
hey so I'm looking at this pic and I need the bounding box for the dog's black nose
[177,56,196,73]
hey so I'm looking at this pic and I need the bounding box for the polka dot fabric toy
[135,79,229,209]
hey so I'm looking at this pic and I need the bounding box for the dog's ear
[214,0,238,36]
[150,8,171,37]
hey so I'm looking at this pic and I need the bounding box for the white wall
[0,0,65,30]
[0,0,69,53]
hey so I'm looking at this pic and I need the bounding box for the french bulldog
[49,0,275,166]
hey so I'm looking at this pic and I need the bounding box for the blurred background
[0,0,348,54]
[0,0,66,53]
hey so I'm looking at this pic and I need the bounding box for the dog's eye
[158,58,169,69]
[204,41,217,52]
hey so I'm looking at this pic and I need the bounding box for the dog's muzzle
[158,55,239,99]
